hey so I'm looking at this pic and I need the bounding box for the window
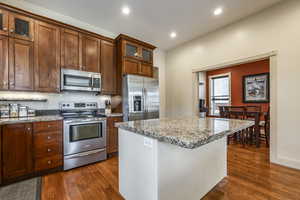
[209,74,230,115]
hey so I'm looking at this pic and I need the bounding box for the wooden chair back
[228,106,246,120]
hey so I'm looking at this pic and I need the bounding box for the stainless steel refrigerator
[123,75,159,121]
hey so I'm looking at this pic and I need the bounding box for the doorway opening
[196,58,271,153]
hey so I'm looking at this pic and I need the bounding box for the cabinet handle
[47,148,52,152]
[3,27,8,31]
[48,125,51,128]
[47,160,52,165]
[47,136,52,140]
[10,29,14,33]
[27,127,31,131]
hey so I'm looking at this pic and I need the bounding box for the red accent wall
[206,59,270,113]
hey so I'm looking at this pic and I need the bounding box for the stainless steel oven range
[61,102,107,170]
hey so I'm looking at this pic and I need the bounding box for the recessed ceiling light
[214,7,223,16]
[170,32,177,39]
[122,6,130,15]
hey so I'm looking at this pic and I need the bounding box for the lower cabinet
[107,117,123,154]
[1,120,63,184]
[33,121,63,172]
[2,123,33,181]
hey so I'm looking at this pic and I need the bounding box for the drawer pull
[47,160,52,164]
[47,148,52,152]
[48,125,51,128]
[47,136,52,140]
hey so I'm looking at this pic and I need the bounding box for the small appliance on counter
[0,104,10,118]
[9,104,19,118]
[27,109,36,117]
[19,106,28,118]
[105,100,111,115]
[0,104,36,118]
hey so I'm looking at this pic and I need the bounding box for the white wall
[165,0,300,169]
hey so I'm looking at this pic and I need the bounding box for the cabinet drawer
[34,142,62,159]
[34,131,62,145]
[33,120,62,133]
[35,155,62,172]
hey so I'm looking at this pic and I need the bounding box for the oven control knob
[67,104,70,107]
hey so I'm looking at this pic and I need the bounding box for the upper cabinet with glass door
[124,39,154,64]
[8,13,35,41]
[0,9,34,41]
[0,9,9,36]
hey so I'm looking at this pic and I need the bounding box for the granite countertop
[105,113,123,117]
[115,117,254,149]
[0,115,63,125]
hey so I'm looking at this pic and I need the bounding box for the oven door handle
[66,149,106,159]
[65,119,106,125]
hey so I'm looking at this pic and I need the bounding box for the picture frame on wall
[243,73,270,103]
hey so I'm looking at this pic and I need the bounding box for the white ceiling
[24,0,282,50]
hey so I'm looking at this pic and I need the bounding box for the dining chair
[260,106,270,147]
[245,106,261,147]
[227,106,246,146]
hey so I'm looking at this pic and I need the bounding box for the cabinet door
[107,117,123,154]
[124,41,140,59]
[9,13,35,41]
[2,123,33,180]
[61,29,80,70]
[101,40,116,94]
[141,47,153,63]
[9,38,34,91]
[0,9,9,36]
[34,21,60,92]
[140,62,153,77]
[80,34,100,72]
[0,35,8,90]
[123,58,140,75]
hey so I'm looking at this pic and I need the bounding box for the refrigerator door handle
[143,88,147,113]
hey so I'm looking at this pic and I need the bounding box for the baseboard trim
[271,156,300,170]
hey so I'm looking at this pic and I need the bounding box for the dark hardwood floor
[42,145,300,200]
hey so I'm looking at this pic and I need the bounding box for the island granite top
[115,117,254,149]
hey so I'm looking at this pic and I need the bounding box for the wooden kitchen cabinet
[8,12,35,41]
[101,40,116,94]
[9,38,34,91]
[0,35,8,90]
[61,28,80,70]
[2,123,33,181]
[33,120,63,172]
[0,120,63,184]
[80,33,100,73]
[123,58,140,75]
[140,62,153,77]
[107,117,123,154]
[0,9,9,36]
[116,34,156,78]
[34,20,60,92]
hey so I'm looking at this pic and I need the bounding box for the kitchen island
[116,117,254,200]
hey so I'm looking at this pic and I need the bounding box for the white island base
[119,129,227,200]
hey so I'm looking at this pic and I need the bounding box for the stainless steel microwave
[61,68,101,92]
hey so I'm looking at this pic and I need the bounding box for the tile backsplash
[0,91,111,110]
